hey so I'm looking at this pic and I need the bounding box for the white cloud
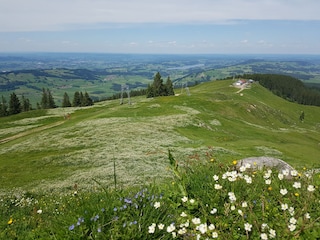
[1,0,319,32]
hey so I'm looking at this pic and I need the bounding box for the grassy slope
[0,79,319,193]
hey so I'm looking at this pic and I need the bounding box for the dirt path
[0,121,65,144]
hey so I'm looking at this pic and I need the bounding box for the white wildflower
[158,223,165,230]
[210,208,217,214]
[260,233,268,240]
[148,223,156,233]
[288,224,296,232]
[293,182,301,189]
[180,212,187,217]
[154,202,160,209]
[192,217,201,225]
[242,201,248,208]
[212,232,218,238]
[244,222,252,232]
[213,175,219,181]
[307,185,315,192]
[167,223,176,233]
[208,224,215,230]
[280,189,288,195]
[281,203,288,211]
[214,184,222,190]
[181,196,188,203]
[269,229,276,238]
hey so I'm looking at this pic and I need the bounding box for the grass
[0,79,320,238]
[1,153,320,239]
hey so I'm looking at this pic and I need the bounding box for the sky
[0,0,320,54]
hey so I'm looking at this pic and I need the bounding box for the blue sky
[1,0,320,54]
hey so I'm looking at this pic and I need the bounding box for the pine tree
[84,92,93,106]
[9,92,21,115]
[47,89,56,108]
[73,91,81,107]
[21,95,31,112]
[41,88,48,109]
[62,92,71,107]
[165,76,175,96]
[0,95,8,117]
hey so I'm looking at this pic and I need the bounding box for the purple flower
[69,224,75,231]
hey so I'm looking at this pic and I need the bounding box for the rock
[236,156,295,177]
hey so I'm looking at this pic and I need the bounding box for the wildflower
[244,175,252,184]
[288,207,295,216]
[269,229,276,238]
[289,217,297,225]
[180,212,187,217]
[291,170,298,176]
[231,205,236,211]
[97,227,102,233]
[37,209,42,214]
[210,208,217,214]
[212,232,218,238]
[293,182,301,189]
[288,224,296,232]
[232,160,237,165]
[158,223,165,230]
[238,209,244,216]
[239,165,246,172]
[268,186,272,191]
[213,175,219,181]
[307,185,315,192]
[280,188,288,195]
[181,196,188,203]
[278,173,284,180]
[265,179,271,185]
[69,224,75,231]
[208,224,215,230]
[260,233,268,240]
[261,223,268,231]
[154,202,160,209]
[294,192,299,197]
[178,228,187,235]
[242,201,248,208]
[8,218,13,225]
[192,217,201,225]
[167,223,176,233]
[210,158,214,162]
[148,223,156,234]
[197,223,208,234]
[305,213,311,219]
[282,169,290,176]
[228,192,236,202]
[281,203,288,211]
[244,222,252,232]
[189,199,195,204]
[214,184,222,190]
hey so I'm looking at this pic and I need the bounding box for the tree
[9,92,21,115]
[165,76,175,96]
[73,91,81,107]
[21,95,32,112]
[40,88,56,109]
[0,95,8,117]
[62,92,71,107]
[84,91,93,106]
[41,88,48,109]
[147,72,173,98]
[47,89,56,108]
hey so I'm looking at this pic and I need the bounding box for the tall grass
[1,151,319,239]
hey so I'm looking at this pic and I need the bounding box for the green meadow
[1,79,320,239]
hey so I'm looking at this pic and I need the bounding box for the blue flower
[69,224,75,231]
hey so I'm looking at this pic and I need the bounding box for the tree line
[241,74,320,106]
[0,89,93,117]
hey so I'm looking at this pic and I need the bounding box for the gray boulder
[236,156,295,177]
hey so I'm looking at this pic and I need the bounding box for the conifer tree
[165,76,175,96]
[62,92,71,107]
[84,91,93,106]
[47,89,56,108]
[9,92,21,115]
[21,95,31,112]
[0,95,8,117]
[73,91,81,107]
[41,88,48,109]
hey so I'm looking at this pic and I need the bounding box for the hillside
[0,79,320,193]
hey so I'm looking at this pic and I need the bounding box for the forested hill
[242,74,320,106]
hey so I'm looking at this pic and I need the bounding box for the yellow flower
[303,167,307,171]
[295,193,299,197]
[210,158,214,162]
[268,186,272,191]
[232,160,237,165]
[253,162,257,165]
[8,218,13,225]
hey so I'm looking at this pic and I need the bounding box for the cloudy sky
[0,0,319,54]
